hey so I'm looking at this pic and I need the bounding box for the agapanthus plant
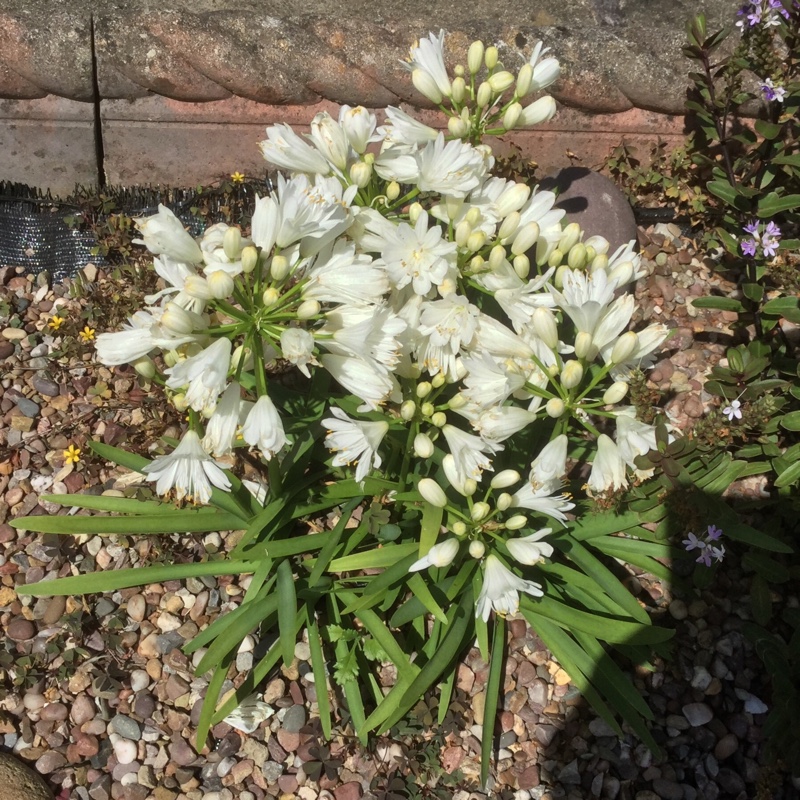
[16,31,679,785]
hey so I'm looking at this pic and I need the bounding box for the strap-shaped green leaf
[307,614,332,739]
[407,574,447,624]
[328,542,418,572]
[308,498,362,588]
[277,560,298,667]
[480,616,506,790]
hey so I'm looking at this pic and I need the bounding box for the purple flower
[769,0,791,17]
[682,532,705,552]
[737,1,762,26]
[741,238,758,257]
[707,524,723,541]
[761,78,787,102]
[743,220,760,236]
[765,221,782,238]
[709,544,726,564]
[762,224,782,257]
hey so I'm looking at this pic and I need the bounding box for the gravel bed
[0,227,798,800]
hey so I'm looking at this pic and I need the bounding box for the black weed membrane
[0,177,275,282]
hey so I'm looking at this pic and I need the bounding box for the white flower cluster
[97,32,670,620]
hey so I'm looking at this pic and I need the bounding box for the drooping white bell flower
[241,395,288,460]
[587,434,628,495]
[614,408,663,479]
[604,323,670,382]
[165,338,232,415]
[142,430,231,505]
[280,328,318,378]
[250,194,279,254]
[259,123,332,175]
[506,528,555,565]
[202,382,249,458]
[338,105,378,154]
[459,351,526,411]
[475,554,544,621]
[527,41,561,91]
[309,111,351,171]
[441,424,501,485]
[511,435,574,522]
[471,405,537,443]
[409,538,460,572]
[95,309,196,366]
[378,106,439,149]
[321,354,400,412]
[133,204,203,264]
[322,407,389,482]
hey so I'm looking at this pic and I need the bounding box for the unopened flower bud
[608,260,634,286]
[161,302,195,335]
[561,360,584,390]
[412,68,442,104]
[297,299,320,319]
[172,392,188,412]
[516,63,533,97]
[484,46,498,70]
[463,478,478,496]
[415,539,459,569]
[416,381,432,398]
[498,212,521,241]
[488,70,515,94]
[133,356,156,379]
[558,222,582,253]
[533,307,559,349]
[452,521,468,536]
[420,401,435,417]
[584,245,596,264]
[241,245,258,273]
[408,202,423,224]
[386,181,401,201]
[451,76,466,103]
[610,331,638,364]
[223,227,242,260]
[455,220,473,248]
[270,255,290,281]
[511,222,540,255]
[183,275,213,300]
[469,540,486,558]
[567,242,587,270]
[547,363,560,377]
[496,492,513,511]
[466,231,486,252]
[590,253,609,272]
[574,331,597,361]
[430,411,448,427]
[447,115,470,138]
[262,287,280,307]
[603,381,629,405]
[476,81,492,108]
[505,514,528,530]
[518,95,557,126]
[207,269,234,299]
[471,501,491,522]
[489,244,506,271]
[585,235,610,256]
[418,478,448,508]
[513,254,530,280]
[231,345,252,372]
[548,250,564,269]
[490,470,520,490]
[414,433,435,458]
[454,64,465,77]
[464,207,481,226]
[496,183,531,217]
[468,40,485,74]
[546,397,565,417]
[448,394,468,410]
[469,255,485,272]
[349,160,372,188]
[400,400,417,420]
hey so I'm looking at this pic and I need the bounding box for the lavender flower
[683,525,725,566]
[761,220,782,256]
[736,1,762,26]
[706,524,723,541]
[761,78,787,102]
[741,219,781,258]
[769,0,791,18]
[741,238,758,257]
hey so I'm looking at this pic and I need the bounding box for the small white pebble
[130,670,150,692]
[113,738,138,765]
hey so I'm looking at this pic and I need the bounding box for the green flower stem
[385,187,420,213]
[573,361,613,404]
[214,300,249,322]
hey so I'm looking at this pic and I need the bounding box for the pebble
[2,328,27,341]
[130,670,150,693]
[7,617,35,641]
[71,694,96,724]
[294,641,311,661]
[668,599,688,620]
[14,397,39,417]
[682,702,713,727]
[714,733,739,760]
[30,375,60,397]
[113,739,138,765]
[127,594,147,621]
[34,750,67,774]
[108,715,142,741]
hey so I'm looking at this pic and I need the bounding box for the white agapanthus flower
[321,354,400,411]
[165,338,232,414]
[402,30,452,100]
[303,242,389,305]
[604,323,670,381]
[241,395,288,460]
[323,407,389,482]
[441,424,502,485]
[470,405,538,443]
[95,309,197,366]
[587,434,628,495]
[338,105,378,154]
[202,382,248,458]
[309,111,351,171]
[415,134,488,198]
[376,210,456,295]
[379,106,439,149]
[527,41,561,91]
[511,435,575,522]
[409,538,460,572]
[614,407,668,480]
[416,295,480,380]
[506,528,555,565]
[259,122,332,175]
[142,430,231,505]
[280,328,318,378]
[133,204,203,265]
[475,554,544,621]
[143,255,201,311]
[459,351,526,410]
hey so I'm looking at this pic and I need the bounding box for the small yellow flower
[63,444,81,464]
[78,326,96,343]
[230,171,245,183]
[49,316,64,331]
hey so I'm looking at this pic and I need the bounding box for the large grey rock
[541,166,638,253]
[0,753,54,800]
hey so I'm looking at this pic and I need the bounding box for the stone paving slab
[0,0,737,191]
